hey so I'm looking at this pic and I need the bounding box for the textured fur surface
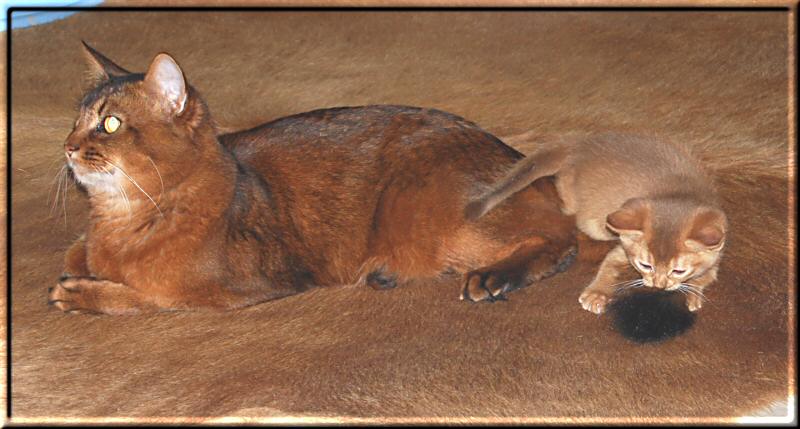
[5,10,793,421]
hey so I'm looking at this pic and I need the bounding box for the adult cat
[47,44,577,315]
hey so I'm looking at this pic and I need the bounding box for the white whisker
[146,156,165,201]
[104,160,164,218]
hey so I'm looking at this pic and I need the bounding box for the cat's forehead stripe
[81,73,145,108]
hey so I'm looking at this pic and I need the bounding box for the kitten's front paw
[579,289,612,314]
[460,270,512,303]
[48,277,100,314]
[685,293,704,312]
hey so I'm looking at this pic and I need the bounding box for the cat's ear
[606,198,649,239]
[685,208,727,251]
[143,53,188,116]
[81,41,130,82]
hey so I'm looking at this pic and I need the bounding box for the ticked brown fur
[48,44,577,315]
[466,133,728,314]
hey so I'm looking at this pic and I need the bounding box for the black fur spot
[609,289,696,343]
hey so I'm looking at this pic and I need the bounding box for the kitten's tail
[465,141,568,221]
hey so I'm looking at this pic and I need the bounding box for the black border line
[3,4,794,423]
[6,5,12,420]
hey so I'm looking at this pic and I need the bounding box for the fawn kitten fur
[47,43,577,315]
[465,133,727,314]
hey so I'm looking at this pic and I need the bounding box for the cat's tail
[465,140,568,221]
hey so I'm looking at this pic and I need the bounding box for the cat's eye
[637,261,653,272]
[671,269,687,276]
[102,115,121,134]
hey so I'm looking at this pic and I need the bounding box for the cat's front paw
[460,270,512,303]
[579,289,612,314]
[48,277,101,314]
[685,293,704,312]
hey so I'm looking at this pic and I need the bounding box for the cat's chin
[69,163,121,196]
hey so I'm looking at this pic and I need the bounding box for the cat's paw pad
[685,294,704,312]
[48,277,97,314]
[579,290,612,314]
[460,271,511,303]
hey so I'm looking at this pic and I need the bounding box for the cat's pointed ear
[606,198,649,239]
[144,53,188,115]
[81,41,130,81]
[685,207,727,251]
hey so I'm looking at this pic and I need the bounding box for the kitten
[465,133,727,314]
[47,43,577,315]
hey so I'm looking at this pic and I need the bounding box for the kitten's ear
[81,41,130,82]
[606,198,649,239]
[144,53,188,115]
[685,208,727,251]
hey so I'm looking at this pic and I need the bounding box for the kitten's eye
[102,116,121,134]
[637,261,653,272]
[671,269,686,276]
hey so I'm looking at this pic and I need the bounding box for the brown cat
[47,43,577,315]
[465,133,727,314]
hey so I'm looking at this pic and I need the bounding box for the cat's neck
[88,135,238,229]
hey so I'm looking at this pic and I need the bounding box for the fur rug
[3,9,793,422]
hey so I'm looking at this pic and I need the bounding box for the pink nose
[65,143,79,157]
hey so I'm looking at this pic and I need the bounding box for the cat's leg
[684,265,718,311]
[579,244,629,314]
[48,277,158,315]
[461,236,577,302]
[63,234,90,277]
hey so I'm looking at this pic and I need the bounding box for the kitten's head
[606,198,727,290]
[65,42,215,209]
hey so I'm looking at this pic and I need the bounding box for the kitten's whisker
[104,160,164,218]
[679,283,709,302]
[146,156,165,201]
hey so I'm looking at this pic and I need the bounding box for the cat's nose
[65,142,79,158]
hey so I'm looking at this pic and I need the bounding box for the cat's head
[65,42,215,209]
[606,197,727,290]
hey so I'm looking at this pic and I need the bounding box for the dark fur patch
[609,289,696,343]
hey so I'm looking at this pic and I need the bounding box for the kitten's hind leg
[579,244,629,314]
[48,277,159,315]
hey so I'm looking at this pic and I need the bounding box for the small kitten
[465,133,727,314]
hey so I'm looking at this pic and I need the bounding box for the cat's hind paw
[460,270,512,303]
[579,289,612,314]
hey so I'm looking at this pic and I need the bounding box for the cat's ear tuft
[606,198,649,238]
[81,41,130,82]
[685,208,727,251]
[144,53,188,115]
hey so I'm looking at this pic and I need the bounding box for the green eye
[103,116,121,133]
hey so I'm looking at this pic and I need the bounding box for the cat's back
[565,134,717,238]
[221,104,519,164]
[570,133,714,194]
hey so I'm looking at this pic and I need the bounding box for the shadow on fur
[609,289,696,343]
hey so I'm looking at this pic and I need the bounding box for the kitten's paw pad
[48,277,98,314]
[685,294,704,312]
[460,271,510,303]
[366,271,398,291]
[579,290,612,314]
